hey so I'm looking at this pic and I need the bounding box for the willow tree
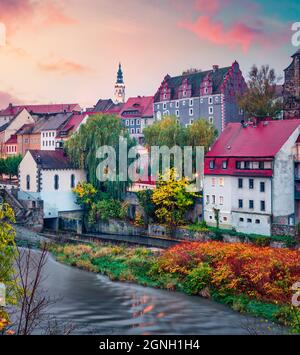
[65,114,136,200]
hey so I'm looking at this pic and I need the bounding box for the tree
[238,64,283,119]
[0,202,18,332]
[0,155,22,180]
[152,168,196,235]
[136,189,156,224]
[187,119,218,152]
[65,114,136,200]
[143,116,187,148]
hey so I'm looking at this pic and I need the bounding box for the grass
[49,241,300,334]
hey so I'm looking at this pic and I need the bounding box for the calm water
[31,251,284,335]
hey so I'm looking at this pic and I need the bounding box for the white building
[18,150,86,222]
[204,119,300,236]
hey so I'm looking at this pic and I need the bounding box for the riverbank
[49,241,300,334]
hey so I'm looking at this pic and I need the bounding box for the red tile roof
[120,96,153,118]
[57,113,88,137]
[0,103,81,117]
[206,119,300,158]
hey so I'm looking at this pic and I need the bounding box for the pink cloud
[180,16,260,53]
[194,0,222,14]
[0,90,23,110]
[38,58,91,75]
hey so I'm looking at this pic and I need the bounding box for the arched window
[54,174,59,190]
[71,174,75,189]
[26,175,30,190]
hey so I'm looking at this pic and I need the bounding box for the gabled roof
[28,150,75,170]
[38,112,72,131]
[0,122,10,132]
[120,96,153,118]
[0,103,80,117]
[5,135,17,145]
[93,99,115,112]
[154,66,231,102]
[206,119,300,158]
[57,113,88,137]
[16,123,35,135]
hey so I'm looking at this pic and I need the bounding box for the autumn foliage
[158,241,300,304]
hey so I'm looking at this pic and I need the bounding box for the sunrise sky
[0,0,299,109]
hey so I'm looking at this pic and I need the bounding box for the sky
[0,0,299,109]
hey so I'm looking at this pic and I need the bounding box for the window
[259,161,264,169]
[260,181,265,192]
[54,175,59,190]
[200,98,203,103]
[222,160,228,169]
[176,101,179,108]
[247,218,252,223]
[182,100,186,106]
[131,128,135,134]
[249,179,254,189]
[260,200,266,211]
[130,119,134,125]
[163,103,167,110]
[236,161,241,169]
[136,119,140,125]
[238,178,243,188]
[209,106,213,114]
[209,96,213,104]
[238,199,243,208]
[204,87,208,94]
[183,90,187,97]
[239,217,244,222]
[157,105,160,110]
[175,110,179,117]
[212,195,216,204]
[255,219,260,224]
[125,120,129,126]
[209,160,215,169]
[249,200,254,209]
[189,108,194,116]
[219,196,224,205]
[219,178,224,187]
[26,175,30,190]
[71,174,75,189]
[189,119,194,124]
[189,99,193,106]
[245,161,250,169]
[212,177,216,186]
[215,96,219,102]
[136,128,140,134]
[206,195,210,204]
[223,217,227,221]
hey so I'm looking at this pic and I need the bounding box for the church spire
[114,62,125,104]
[117,62,124,84]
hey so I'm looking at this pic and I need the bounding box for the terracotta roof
[120,96,153,118]
[206,119,300,158]
[0,103,80,117]
[29,150,75,169]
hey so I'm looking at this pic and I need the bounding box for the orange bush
[158,242,300,304]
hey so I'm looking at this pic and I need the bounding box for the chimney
[212,65,219,72]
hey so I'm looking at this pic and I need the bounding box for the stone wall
[271,223,296,237]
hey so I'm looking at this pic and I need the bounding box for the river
[31,250,284,335]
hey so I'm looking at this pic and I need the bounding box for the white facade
[18,151,87,218]
[41,130,57,150]
[204,174,272,235]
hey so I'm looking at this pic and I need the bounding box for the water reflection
[38,252,284,335]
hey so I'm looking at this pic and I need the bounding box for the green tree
[0,202,18,326]
[238,64,283,119]
[136,189,156,224]
[65,114,136,200]
[3,155,22,180]
[187,119,218,152]
[152,168,196,235]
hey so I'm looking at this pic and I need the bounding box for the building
[113,63,126,104]
[120,96,154,143]
[56,113,89,147]
[283,49,300,119]
[154,61,247,133]
[0,103,81,125]
[204,119,300,236]
[0,108,35,157]
[18,150,86,226]
[4,135,18,157]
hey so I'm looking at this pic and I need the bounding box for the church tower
[114,63,125,104]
